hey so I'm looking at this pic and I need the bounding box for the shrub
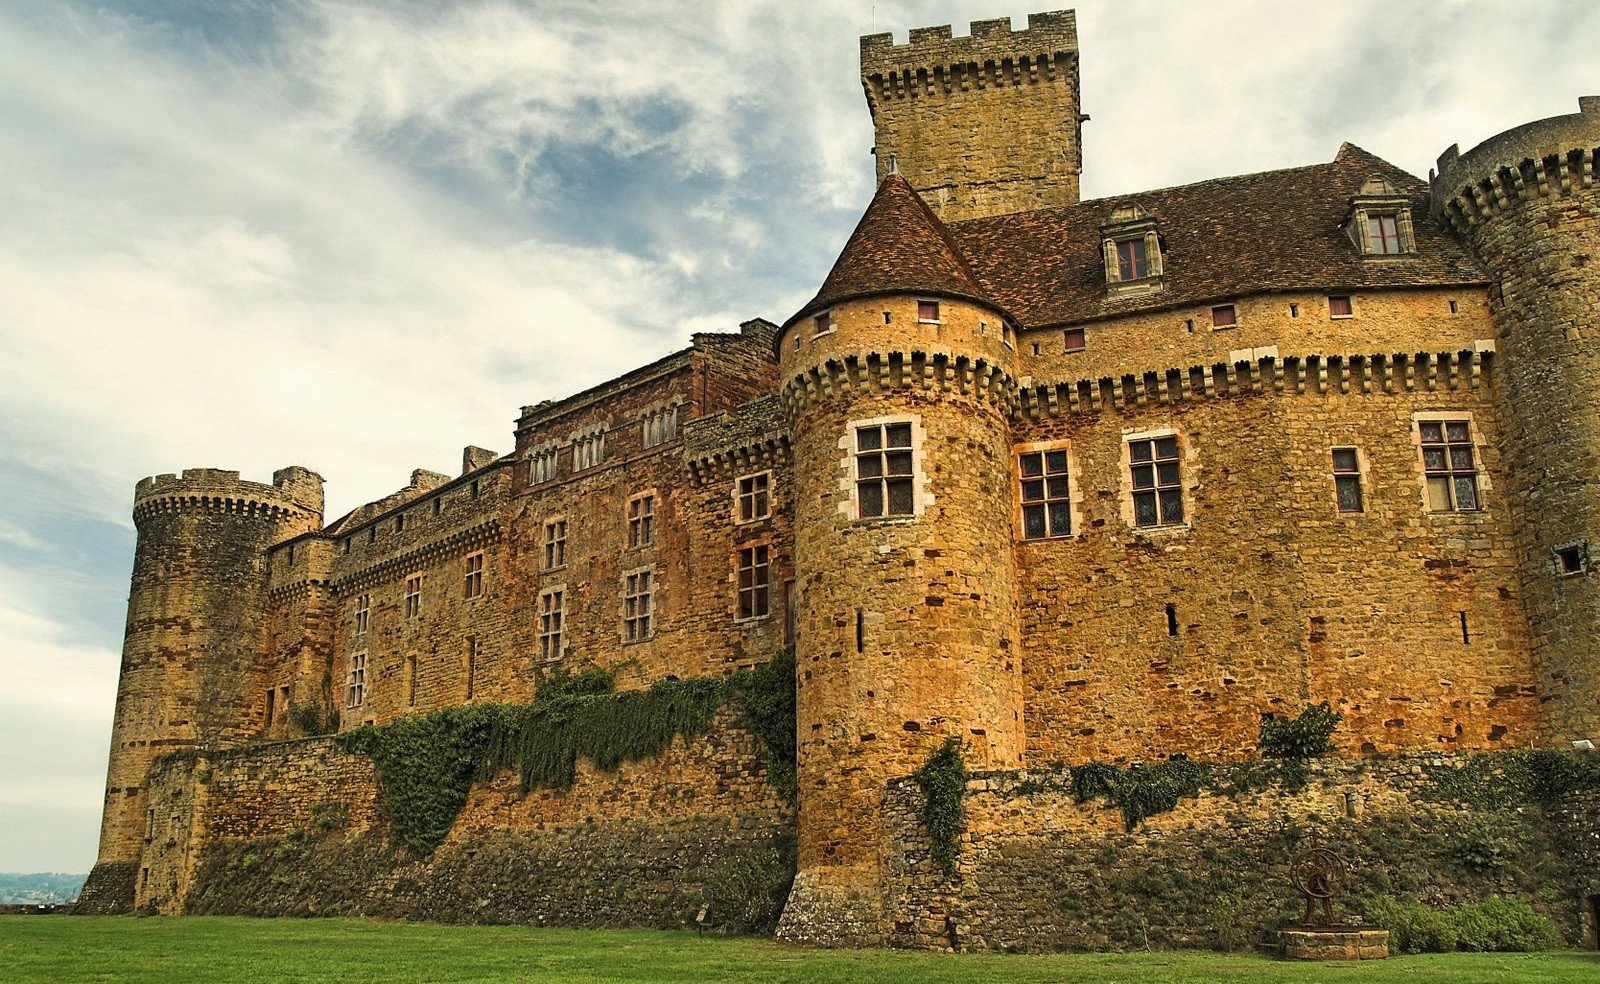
[1364,896,1560,953]
[1259,702,1342,759]
[308,801,348,834]
[1207,893,1251,952]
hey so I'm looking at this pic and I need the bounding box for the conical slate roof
[784,173,1003,331]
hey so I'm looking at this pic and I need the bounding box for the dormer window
[1346,177,1416,257]
[1100,204,1163,296]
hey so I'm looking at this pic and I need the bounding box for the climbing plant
[913,738,967,876]
[337,656,797,856]
[1068,759,1211,832]
[1259,701,1342,759]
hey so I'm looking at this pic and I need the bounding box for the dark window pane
[857,427,882,451]
[858,482,883,517]
[1336,475,1364,513]
[887,423,913,447]
[1159,489,1185,524]
[754,587,768,615]
[1132,464,1155,490]
[1020,453,1043,477]
[1134,491,1158,527]
[918,301,939,322]
[1049,505,1071,536]
[1129,440,1152,463]
[1332,449,1359,472]
[858,454,884,478]
[1045,451,1068,473]
[1419,422,1443,442]
[1329,295,1353,317]
[1445,422,1469,442]
[885,450,913,476]
[1023,504,1046,538]
[1454,477,1479,511]
[1022,479,1045,502]
[1047,477,1070,499]
[1449,446,1474,470]
[1156,462,1180,487]
[887,478,914,515]
[1064,328,1086,352]
[1155,436,1179,459]
[739,567,754,589]
[1423,448,1448,471]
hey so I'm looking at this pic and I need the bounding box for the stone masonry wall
[882,757,1598,952]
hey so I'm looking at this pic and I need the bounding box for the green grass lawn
[2,917,1596,983]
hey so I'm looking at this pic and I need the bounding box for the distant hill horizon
[0,872,88,904]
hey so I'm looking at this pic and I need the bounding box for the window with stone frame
[1018,447,1072,539]
[346,652,367,708]
[1115,238,1151,280]
[463,551,485,599]
[813,309,834,336]
[538,587,565,661]
[1419,420,1481,512]
[628,492,655,548]
[916,300,940,323]
[1100,204,1163,293]
[404,573,423,619]
[1328,294,1354,318]
[544,517,567,570]
[737,472,771,523]
[737,544,771,620]
[354,593,370,636]
[572,427,606,471]
[1128,435,1185,528]
[1211,304,1237,329]
[1346,177,1416,257]
[528,446,559,485]
[624,569,654,642]
[854,419,915,519]
[642,405,679,448]
[1332,448,1364,513]
[1063,326,1086,353]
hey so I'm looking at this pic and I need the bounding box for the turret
[1431,97,1600,747]
[81,466,323,912]
[861,11,1082,222]
[774,174,1024,945]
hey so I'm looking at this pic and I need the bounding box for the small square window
[813,310,833,336]
[1329,295,1353,318]
[1211,305,1237,329]
[1064,327,1086,353]
[917,300,940,323]
[1555,545,1587,576]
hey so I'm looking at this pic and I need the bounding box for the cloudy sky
[1,0,1595,875]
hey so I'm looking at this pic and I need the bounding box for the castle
[83,10,1600,950]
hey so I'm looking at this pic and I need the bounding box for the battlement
[134,466,324,520]
[861,10,1076,74]
[1430,96,1600,230]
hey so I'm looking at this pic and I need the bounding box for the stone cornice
[330,521,503,595]
[779,348,1020,422]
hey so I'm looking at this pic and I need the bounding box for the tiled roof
[947,144,1488,329]
[785,172,1003,329]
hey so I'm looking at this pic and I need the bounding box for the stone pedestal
[1276,927,1390,960]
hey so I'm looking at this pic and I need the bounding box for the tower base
[775,869,886,947]
[73,860,138,915]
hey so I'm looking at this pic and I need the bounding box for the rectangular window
[1420,420,1480,511]
[624,570,654,642]
[539,588,565,661]
[1211,304,1237,329]
[464,551,485,599]
[855,421,915,518]
[405,655,417,707]
[1063,327,1086,353]
[354,594,370,636]
[346,653,367,708]
[1328,295,1353,318]
[544,518,567,570]
[813,310,833,336]
[628,493,655,548]
[265,688,277,727]
[917,300,940,323]
[1116,238,1150,280]
[529,448,558,485]
[573,431,605,471]
[1129,435,1184,528]
[1332,448,1364,513]
[464,636,477,701]
[738,544,771,620]
[395,513,406,533]
[737,473,770,523]
[1369,214,1401,254]
[404,574,422,619]
[1019,449,1072,539]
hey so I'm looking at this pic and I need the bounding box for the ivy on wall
[337,653,796,856]
[913,738,968,876]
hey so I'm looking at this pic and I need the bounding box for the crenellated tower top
[133,466,324,524]
[1430,96,1600,232]
[861,10,1083,223]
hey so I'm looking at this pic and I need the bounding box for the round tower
[773,174,1025,945]
[1431,97,1600,747]
[80,466,322,912]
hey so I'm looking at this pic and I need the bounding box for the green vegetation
[912,738,967,875]
[287,672,339,736]
[1258,702,1342,760]
[2,918,1593,984]
[1420,749,1600,809]
[337,656,796,855]
[1365,897,1562,954]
